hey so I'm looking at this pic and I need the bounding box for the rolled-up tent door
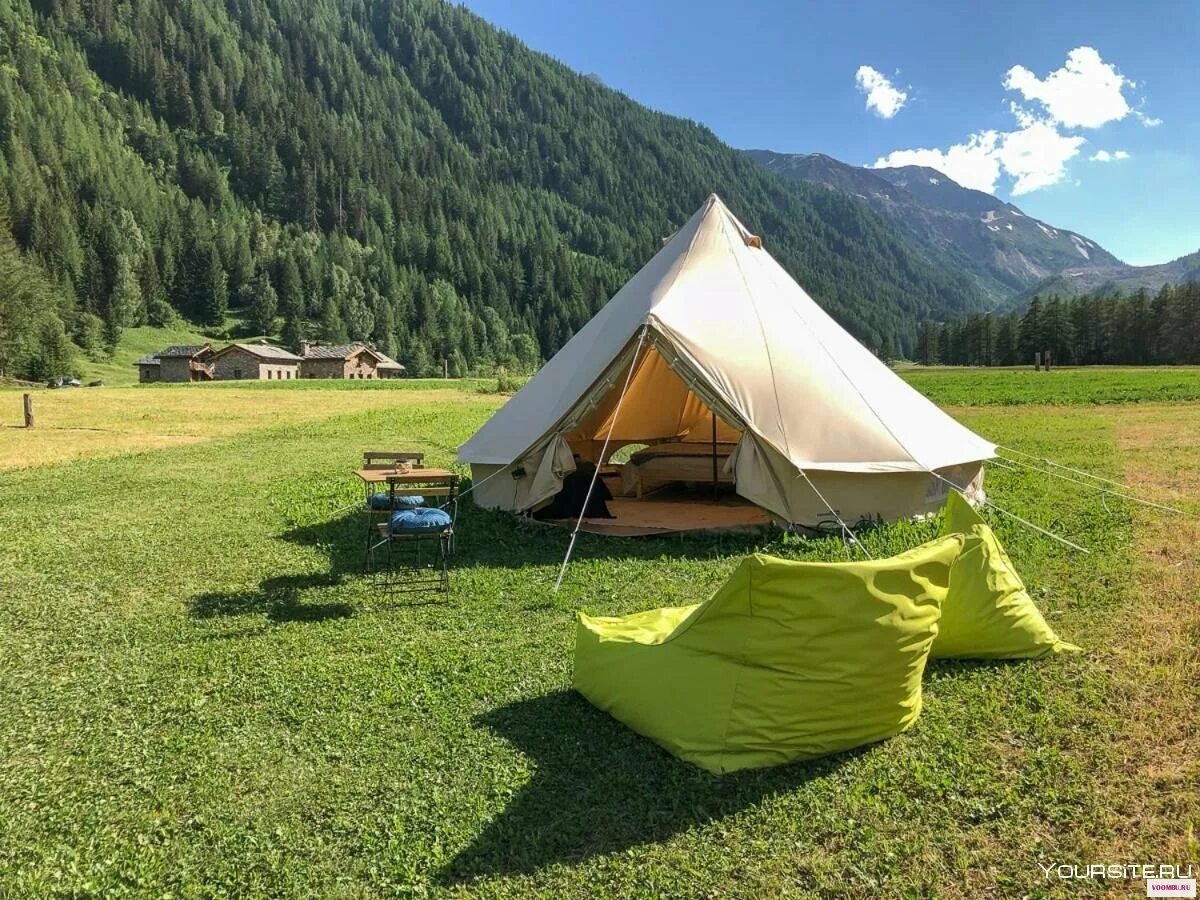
[527,435,577,510]
[468,435,576,513]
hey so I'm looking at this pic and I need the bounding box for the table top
[354,467,459,485]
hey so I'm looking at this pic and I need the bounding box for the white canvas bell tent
[458,194,996,528]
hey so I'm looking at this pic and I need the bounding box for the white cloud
[1003,46,1130,128]
[873,119,1084,196]
[871,47,1150,197]
[994,118,1086,194]
[855,66,908,119]
[873,132,1002,193]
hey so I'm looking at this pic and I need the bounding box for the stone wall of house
[138,364,160,383]
[213,347,264,381]
[345,352,378,379]
[300,358,345,379]
[159,357,194,382]
[300,354,379,378]
[262,364,298,380]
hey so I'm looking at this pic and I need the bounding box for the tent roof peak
[459,195,995,476]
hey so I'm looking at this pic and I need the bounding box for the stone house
[299,342,406,379]
[209,342,303,380]
[135,345,215,383]
[373,350,406,378]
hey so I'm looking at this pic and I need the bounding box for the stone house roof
[135,344,212,366]
[211,342,304,362]
[157,344,213,358]
[300,341,384,361]
[374,351,406,371]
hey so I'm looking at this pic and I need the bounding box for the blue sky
[460,0,1199,266]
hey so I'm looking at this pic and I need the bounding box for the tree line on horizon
[915,283,1200,367]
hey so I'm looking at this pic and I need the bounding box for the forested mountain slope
[0,0,984,379]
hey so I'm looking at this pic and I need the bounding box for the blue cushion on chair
[369,493,424,510]
[389,506,452,534]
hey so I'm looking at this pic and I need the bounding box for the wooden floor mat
[547,496,771,536]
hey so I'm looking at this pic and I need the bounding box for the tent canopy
[459,194,995,524]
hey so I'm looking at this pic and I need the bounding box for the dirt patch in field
[1100,406,1200,864]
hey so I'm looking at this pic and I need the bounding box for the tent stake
[795,467,873,560]
[553,326,648,593]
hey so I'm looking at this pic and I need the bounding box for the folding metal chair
[364,470,460,595]
[361,450,428,552]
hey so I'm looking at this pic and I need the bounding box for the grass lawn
[901,364,1200,406]
[1,372,1196,896]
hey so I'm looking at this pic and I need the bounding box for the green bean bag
[573,536,963,774]
[934,491,1079,659]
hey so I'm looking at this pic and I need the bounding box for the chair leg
[439,532,451,593]
[364,529,454,596]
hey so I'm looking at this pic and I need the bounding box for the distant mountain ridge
[1012,248,1200,305]
[744,149,1168,305]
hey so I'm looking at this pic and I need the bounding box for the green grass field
[1,371,1196,896]
[902,365,1200,406]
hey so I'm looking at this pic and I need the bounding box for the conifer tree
[245,268,279,336]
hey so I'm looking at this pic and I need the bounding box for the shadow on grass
[188,507,454,621]
[190,572,354,623]
[286,499,775,578]
[440,689,861,884]
[185,492,779,623]
[442,500,776,571]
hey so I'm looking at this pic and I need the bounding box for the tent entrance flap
[563,343,742,463]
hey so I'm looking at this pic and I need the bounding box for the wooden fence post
[1034,351,1041,371]
[22,393,33,428]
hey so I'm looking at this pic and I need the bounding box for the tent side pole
[553,326,648,593]
[711,412,718,502]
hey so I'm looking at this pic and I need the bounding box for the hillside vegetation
[0,0,985,381]
[915,282,1200,368]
